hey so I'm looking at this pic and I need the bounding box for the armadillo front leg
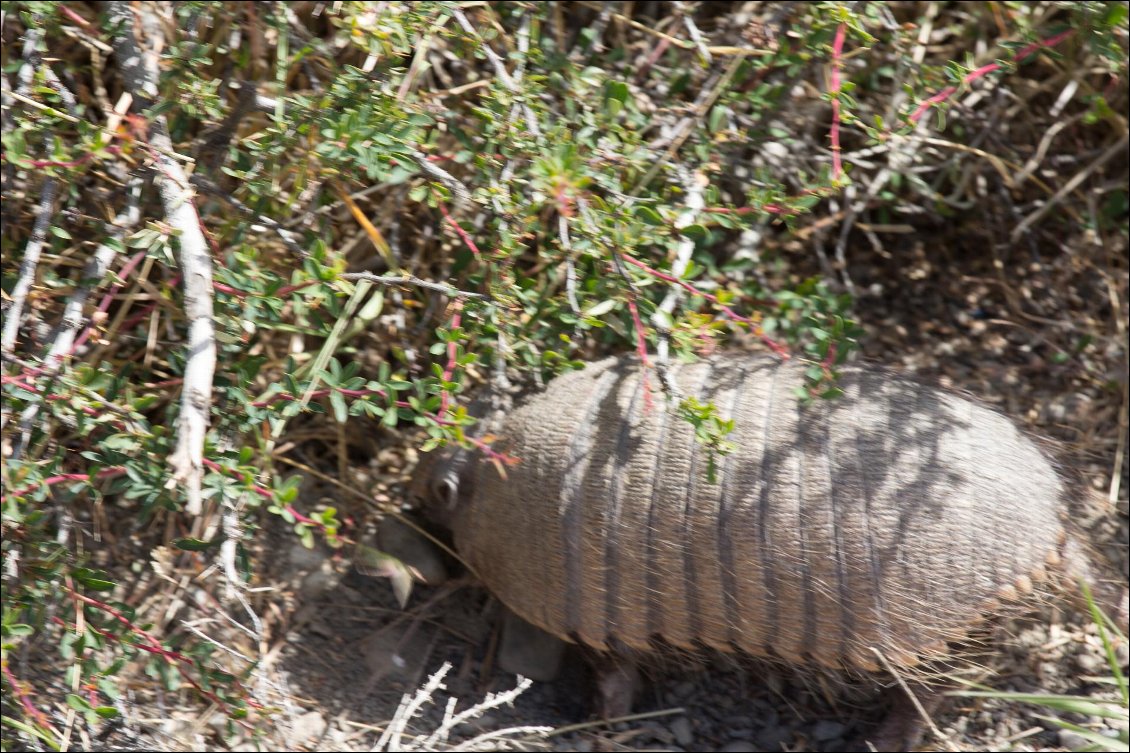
[590,650,641,719]
[861,680,947,752]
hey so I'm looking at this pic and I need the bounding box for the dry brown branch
[1011,133,1129,241]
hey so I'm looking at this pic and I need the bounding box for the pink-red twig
[829,23,846,182]
[438,301,464,417]
[619,254,788,357]
[624,293,656,410]
[4,467,127,500]
[437,201,482,259]
[0,660,53,732]
[909,29,1075,123]
[62,590,259,718]
[72,250,147,352]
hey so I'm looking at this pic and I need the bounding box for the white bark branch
[653,166,706,387]
[1,23,59,356]
[44,177,142,371]
[1,177,57,355]
[109,1,216,517]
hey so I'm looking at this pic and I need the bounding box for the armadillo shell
[454,354,1066,672]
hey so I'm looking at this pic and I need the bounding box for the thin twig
[1011,133,1128,241]
[339,272,489,300]
[410,151,473,211]
[870,648,959,752]
[44,177,143,371]
[674,1,712,65]
[108,1,217,517]
[190,174,308,257]
[451,7,540,137]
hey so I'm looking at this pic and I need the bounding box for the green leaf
[66,694,93,712]
[329,390,348,423]
[634,206,665,225]
[708,104,727,133]
[604,80,629,118]
[72,568,115,591]
[2,623,34,637]
[583,299,617,318]
[679,224,708,240]
[172,537,219,551]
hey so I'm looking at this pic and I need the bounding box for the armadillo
[411,352,1127,744]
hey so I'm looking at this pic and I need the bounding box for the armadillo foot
[859,681,946,752]
[497,608,566,683]
[591,653,641,719]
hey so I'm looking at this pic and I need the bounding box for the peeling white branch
[109,1,216,517]
[653,166,706,390]
[1,23,59,356]
[452,8,539,137]
[44,177,142,371]
[1,177,57,355]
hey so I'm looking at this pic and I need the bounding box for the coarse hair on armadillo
[418,352,1127,677]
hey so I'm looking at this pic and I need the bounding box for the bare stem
[108,1,217,517]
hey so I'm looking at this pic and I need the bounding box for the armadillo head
[408,390,513,531]
[408,445,474,532]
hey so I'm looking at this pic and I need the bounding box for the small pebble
[721,741,757,753]
[1059,729,1090,750]
[756,725,791,750]
[288,710,326,744]
[812,719,847,742]
[1074,651,1101,673]
[670,716,694,747]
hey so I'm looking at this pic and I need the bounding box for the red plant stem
[2,377,107,419]
[57,4,92,26]
[212,281,244,297]
[73,250,147,352]
[625,294,655,410]
[2,376,39,392]
[909,29,1074,123]
[822,341,839,373]
[426,412,518,465]
[829,22,846,182]
[437,201,482,258]
[275,280,318,297]
[619,254,788,357]
[0,660,53,731]
[637,36,673,79]
[438,300,464,417]
[117,302,158,332]
[61,591,259,717]
[4,467,127,500]
[199,457,328,529]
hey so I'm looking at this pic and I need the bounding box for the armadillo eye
[432,475,458,510]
